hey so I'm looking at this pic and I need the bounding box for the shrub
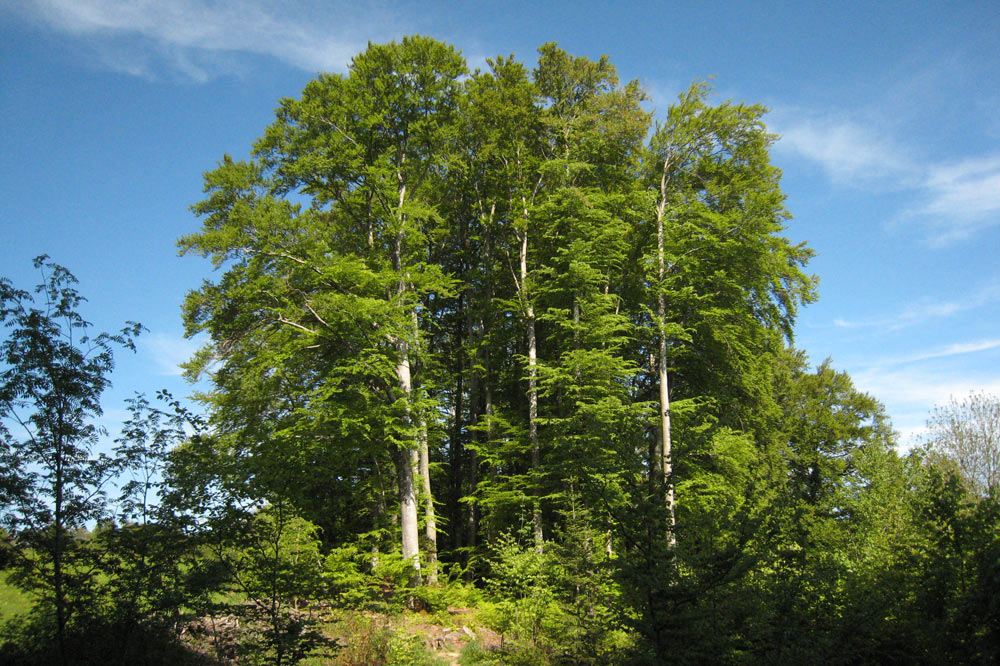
[331,617,443,666]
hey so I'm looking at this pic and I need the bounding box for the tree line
[2,36,998,666]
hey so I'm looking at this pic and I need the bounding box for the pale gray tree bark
[393,175,422,583]
[656,162,677,548]
[520,215,543,554]
[417,408,438,583]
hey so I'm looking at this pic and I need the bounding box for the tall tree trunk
[656,164,677,548]
[450,294,466,557]
[408,295,439,583]
[466,391,481,581]
[393,174,422,582]
[465,200,493,579]
[649,351,660,493]
[54,430,66,666]
[521,226,543,553]
[395,343,422,584]
[464,303,480,579]
[417,407,438,583]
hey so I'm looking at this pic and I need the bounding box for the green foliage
[484,532,563,647]
[322,545,371,608]
[408,575,484,618]
[364,551,427,614]
[0,256,143,660]
[480,520,627,666]
[161,417,338,663]
[94,392,206,629]
[179,37,470,581]
[208,501,332,665]
[0,609,215,666]
[325,547,480,615]
[905,461,1000,663]
[9,36,1000,666]
[331,616,444,666]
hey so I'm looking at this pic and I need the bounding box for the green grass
[0,570,35,620]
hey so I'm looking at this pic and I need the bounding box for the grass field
[0,570,34,620]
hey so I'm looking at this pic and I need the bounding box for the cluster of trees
[2,37,998,666]
[178,34,813,585]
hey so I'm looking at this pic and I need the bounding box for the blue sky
[2,0,999,448]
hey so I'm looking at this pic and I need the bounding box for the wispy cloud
[773,111,1000,244]
[775,115,918,187]
[844,336,1000,449]
[905,339,1000,362]
[11,0,408,80]
[831,300,958,330]
[142,332,202,377]
[863,338,1000,368]
[832,281,1000,331]
[907,155,1000,244]
[857,368,1000,451]
[853,366,1000,416]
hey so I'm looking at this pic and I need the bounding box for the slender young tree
[0,257,142,663]
[643,82,816,524]
[455,55,547,551]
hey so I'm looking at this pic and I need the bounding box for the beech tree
[438,54,542,565]
[5,36,1000,666]
[180,39,816,607]
[180,36,465,582]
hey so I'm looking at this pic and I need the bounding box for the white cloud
[832,282,1000,331]
[901,339,1000,363]
[908,155,1000,243]
[842,336,1000,449]
[142,332,202,376]
[838,336,1000,370]
[893,421,930,452]
[853,366,1000,413]
[774,116,917,187]
[855,373,976,452]
[774,110,1000,244]
[13,0,408,79]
